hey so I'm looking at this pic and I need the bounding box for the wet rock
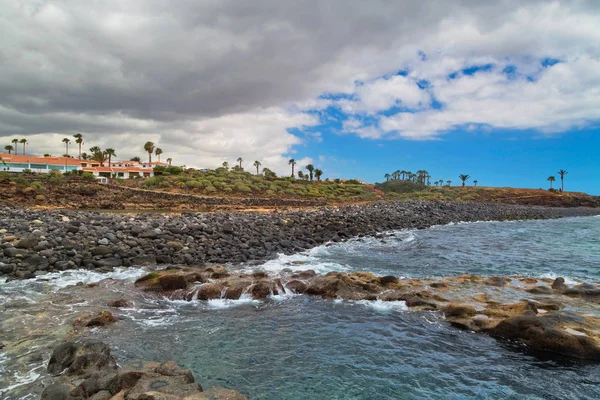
[444,304,477,319]
[41,382,77,400]
[223,278,252,300]
[197,283,221,300]
[86,311,118,327]
[285,280,308,294]
[486,314,600,360]
[379,275,399,285]
[484,276,509,287]
[527,286,554,295]
[250,281,272,299]
[552,277,566,291]
[107,298,132,308]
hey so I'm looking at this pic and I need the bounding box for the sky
[0,1,599,193]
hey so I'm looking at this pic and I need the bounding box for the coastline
[2,202,600,398]
[1,201,599,280]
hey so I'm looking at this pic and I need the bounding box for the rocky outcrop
[126,268,600,361]
[42,341,247,400]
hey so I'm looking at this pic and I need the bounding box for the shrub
[212,181,225,190]
[185,180,203,190]
[35,194,46,201]
[142,176,165,188]
[82,172,95,180]
[30,181,45,191]
[234,183,252,193]
[204,185,217,194]
[159,181,172,188]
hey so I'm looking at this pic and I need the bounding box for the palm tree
[459,174,470,187]
[90,147,107,166]
[81,152,89,160]
[447,180,451,187]
[236,157,243,169]
[298,171,304,179]
[222,161,229,170]
[105,148,116,166]
[62,137,71,156]
[288,159,297,177]
[306,164,315,181]
[438,180,444,186]
[315,169,323,181]
[130,156,141,163]
[155,148,163,162]
[384,173,391,182]
[19,138,27,155]
[547,176,555,189]
[4,145,13,154]
[144,141,155,163]
[73,133,84,159]
[400,170,407,180]
[12,139,19,155]
[167,158,173,167]
[557,170,567,192]
[473,180,478,187]
[253,160,262,175]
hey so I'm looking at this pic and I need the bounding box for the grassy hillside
[123,167,381,202]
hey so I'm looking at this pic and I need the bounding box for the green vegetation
[130,167,376,201]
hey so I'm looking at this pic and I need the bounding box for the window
[30,164,47,169]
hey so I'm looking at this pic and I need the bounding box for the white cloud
[0,0,599,165]
[380,56,600,139]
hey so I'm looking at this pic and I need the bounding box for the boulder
[443,304,477,319]
[197,283,221,300]
[15,237,38,249]
[92,246,113,256]
[285,280,308,294]
[250,281,272,299]
[551,277,566,292]
[138,230,159,239]
[107,298,132,308]
[486,314,600,360]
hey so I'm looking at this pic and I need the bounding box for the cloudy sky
[1,1,599,192]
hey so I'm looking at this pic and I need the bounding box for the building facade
[0,153,162,179]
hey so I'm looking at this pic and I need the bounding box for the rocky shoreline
[1,201,598,280]
[42,340,247,399]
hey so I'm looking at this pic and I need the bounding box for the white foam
[0,366,42,397]
[538,272,581,286]
[206,298,261,309]
[357,300,408,313]
[256,252,350,274]
[2,267,147,294]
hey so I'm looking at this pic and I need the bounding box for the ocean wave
[356,300,408,313]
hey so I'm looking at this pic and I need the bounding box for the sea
[1,216,600,399]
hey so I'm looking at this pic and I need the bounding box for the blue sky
[292,124,600,194]
[287,58,600,194]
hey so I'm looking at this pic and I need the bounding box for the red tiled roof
[0,153,82,166]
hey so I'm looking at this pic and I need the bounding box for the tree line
[219,158,325,182]
[384,170,477,187]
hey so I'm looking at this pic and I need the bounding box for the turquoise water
[81,216,600,400]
